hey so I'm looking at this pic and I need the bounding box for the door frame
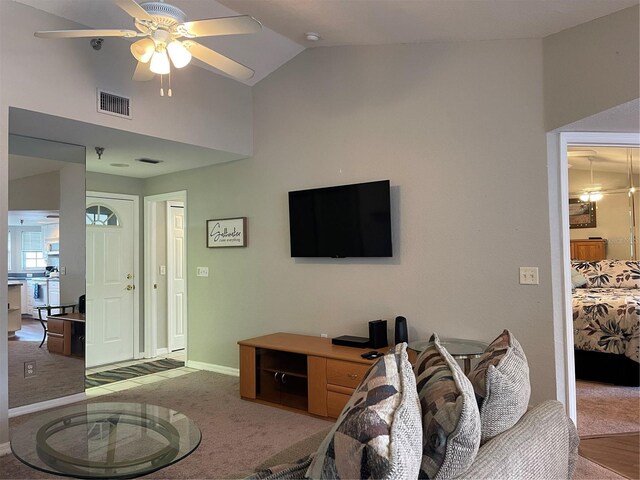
[548,131,640,422]
[86,191,141,360]
[143,191,187,359]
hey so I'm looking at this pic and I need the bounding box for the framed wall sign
[569,198,597,229]
[207,217,247,247]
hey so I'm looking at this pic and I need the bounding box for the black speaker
[369,320,388,349]
[394,316,408,344]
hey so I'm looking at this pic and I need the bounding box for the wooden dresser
[570,239,607,261]
[238,333,376,418]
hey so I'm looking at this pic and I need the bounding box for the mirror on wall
[568,146,640,261]
[7,112,86,408]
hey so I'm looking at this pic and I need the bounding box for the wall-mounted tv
[288,180,392,258]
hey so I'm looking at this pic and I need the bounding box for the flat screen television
[288,180,392,258]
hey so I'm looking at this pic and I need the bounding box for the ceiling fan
[34,0,262,92]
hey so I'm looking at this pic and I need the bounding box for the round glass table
[408,338,488,373]
[11,402,201,479]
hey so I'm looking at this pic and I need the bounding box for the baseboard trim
[0,442,11,456]
[186,360,239,377]
[8,392,87,418]
[156,348,169,355]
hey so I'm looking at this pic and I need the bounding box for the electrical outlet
[519,267,539,285]
[196,267,209,277]
[59,267,66,276]
[24,361,36,378]
[320,333,328,338]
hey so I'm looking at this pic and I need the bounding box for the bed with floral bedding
[572,260,640,386]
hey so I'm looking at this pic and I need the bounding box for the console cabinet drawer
[327,391,352,418]
[47,334,64,354]
[327,359,369,389]
[47,319,65,334]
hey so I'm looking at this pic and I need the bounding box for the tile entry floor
[85,351,198,398]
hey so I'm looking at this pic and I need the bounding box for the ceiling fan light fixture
[150,46,170,74]
[131,37,156,63]
[167,40,192,68]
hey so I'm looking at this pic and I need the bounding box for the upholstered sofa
[247,332,579,480]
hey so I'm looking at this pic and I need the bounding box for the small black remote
[361,351,382,359]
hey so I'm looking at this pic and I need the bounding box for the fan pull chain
[160,74,164,97]
[168,71,172,97]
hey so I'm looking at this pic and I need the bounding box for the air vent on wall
[136,158,163,164]
[97,89,131,119]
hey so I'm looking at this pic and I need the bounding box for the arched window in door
[86,205,120,226]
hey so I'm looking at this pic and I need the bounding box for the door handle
[126,285,135,291]
[126,273,133,279]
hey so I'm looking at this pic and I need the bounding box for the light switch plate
[519,267,539,285]
[159,265,166,275]
[196,267,209,277]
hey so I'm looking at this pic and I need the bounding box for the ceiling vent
[136,158,163,164]
[97,89,131,119]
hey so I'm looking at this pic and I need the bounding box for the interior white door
[167,202,186,351]
[86,196,135,367]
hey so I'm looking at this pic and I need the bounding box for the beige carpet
[0,370,333,479]
[8,339,84,408]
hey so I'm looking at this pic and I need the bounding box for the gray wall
[145,39,561,404]
[8,171,60,210]
[59,163,86,304]
[544,5,640,131]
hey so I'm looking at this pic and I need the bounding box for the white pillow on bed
[571,267,587,288]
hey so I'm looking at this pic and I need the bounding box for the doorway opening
[559,134,640,441]
[144,191,188,361]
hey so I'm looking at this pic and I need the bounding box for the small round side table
[408,338,488,374]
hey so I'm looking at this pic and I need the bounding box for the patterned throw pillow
[413,333,481,479]
[467,330,530,444]
[306,343,422,479]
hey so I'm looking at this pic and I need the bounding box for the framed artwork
[206,217,247,247]
[569,198,596,229]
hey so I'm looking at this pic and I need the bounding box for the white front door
[167,202,186,351]
[86,196,135,367]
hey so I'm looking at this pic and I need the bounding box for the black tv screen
[288,180,392,258]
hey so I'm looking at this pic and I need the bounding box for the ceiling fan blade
[112,0,154,22]
[178,15,262,38]
[35,29,137,39]
[184,41,254,80]
[132,61,155,81]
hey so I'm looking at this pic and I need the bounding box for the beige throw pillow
[413,333,481,479]
[467,329,531,444]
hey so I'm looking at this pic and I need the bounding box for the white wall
[156,202,168,350]
[569,169,638,259]
[0,2,252,156]
[145,40,560,405]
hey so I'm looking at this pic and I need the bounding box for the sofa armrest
[456,400,579,480]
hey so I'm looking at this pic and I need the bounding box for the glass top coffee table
[11,402,201,478]
[408,338,488,373]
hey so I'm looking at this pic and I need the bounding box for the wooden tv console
[238,333,377,418]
